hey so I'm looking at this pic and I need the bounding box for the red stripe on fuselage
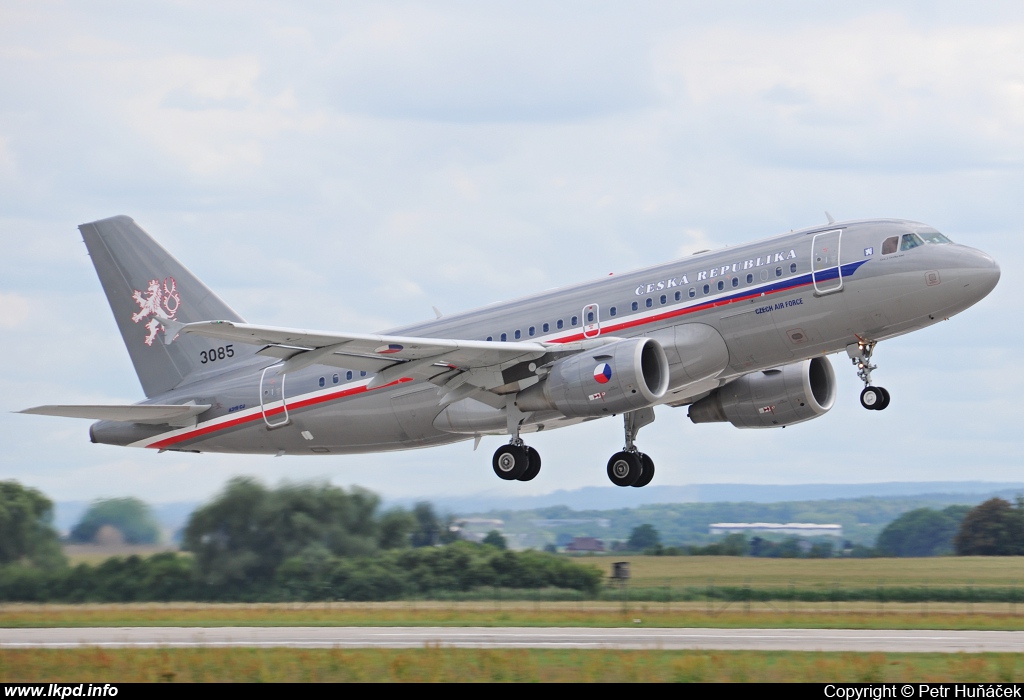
[147,377,413,450]
[147,271,821,449]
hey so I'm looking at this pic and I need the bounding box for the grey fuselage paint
[89,219,1000,455]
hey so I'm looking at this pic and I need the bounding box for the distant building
[565,537,605,552]
[451,518,505,544]
[531,518,611,528]
[709,523,843,537]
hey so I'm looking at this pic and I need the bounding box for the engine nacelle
[515,337,669,418]
[687,356,836,428]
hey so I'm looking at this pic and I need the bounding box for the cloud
[0,293,32,329]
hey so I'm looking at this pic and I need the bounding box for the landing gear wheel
[875,387,890,411]
[860,386,885,410]
[517,446,542,482]
[607,451,642,487]
[493,444,529,480]
[632,453,655,488]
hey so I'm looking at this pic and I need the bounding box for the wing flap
[19,403,211,425]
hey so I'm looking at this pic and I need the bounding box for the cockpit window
[919,231,953,245]
[900,233,924,251]
[881,236,899,255]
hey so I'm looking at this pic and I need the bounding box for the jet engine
[687,356,836,428]
[515,337,669,418]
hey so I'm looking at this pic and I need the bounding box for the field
[2,648,1023,682]
[589,555,1024,587]
[4,600,1024,630]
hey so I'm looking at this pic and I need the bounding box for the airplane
[20,215,1000,487]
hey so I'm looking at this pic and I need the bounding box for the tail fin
[80,215,253,398]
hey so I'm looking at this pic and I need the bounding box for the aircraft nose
[957,247,1000,302]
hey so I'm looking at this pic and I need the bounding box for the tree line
[614,497,1024,558]
[0,478,601,602]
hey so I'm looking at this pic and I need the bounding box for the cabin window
[631,301,639,311]
[587,311,594,322]
[790,262,797,273]
[360,371,366,377]
[319,376,325,388]
[760,269,768,281]
[900,233,924,251]
[674,291,681,301]
[346,371,353,380]
[656,294,664,305]
[486,336,493,341]
[528,326,535,336]
[500,332,507,341]
[717,280,724,291]
[703,283,710,295]
[542,323,550,332]
[731,277,738,288]
[609,307,616,317]
[333,374,339,384]
[881,236,899,255]
[557,319,564,329]
[571,316,578,326]
[689,288,696,298]
[776,266,782,277]
[514,329,521,340]
[645,298,653,308]
[746,273,753,284]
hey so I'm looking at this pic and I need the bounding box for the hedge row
[0,543,604,602]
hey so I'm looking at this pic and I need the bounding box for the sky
[0,1,1021,506]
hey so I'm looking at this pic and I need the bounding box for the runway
[2,627,1023,653]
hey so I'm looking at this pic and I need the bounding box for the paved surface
[2,627,1024,653]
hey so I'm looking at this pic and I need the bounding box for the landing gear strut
[607,408,656,488]
[492,398,542,481]
[847,338,890,411]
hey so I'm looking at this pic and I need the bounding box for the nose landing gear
[848,338,891,411]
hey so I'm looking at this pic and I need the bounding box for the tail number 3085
[200,345,234,364]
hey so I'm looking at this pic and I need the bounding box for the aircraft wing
[19,403,211,425]
[172,320,549,363]
[168,319,615,392]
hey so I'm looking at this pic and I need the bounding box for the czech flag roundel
[593,363,612,384]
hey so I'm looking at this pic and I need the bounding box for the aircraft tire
[518,446,542,482]
[632,453,655,488]
[493,444,529,480]
[607,451,642,487]
[876,387,891,410]
[860,386,884,410]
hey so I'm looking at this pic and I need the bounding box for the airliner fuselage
[24,216,999,487]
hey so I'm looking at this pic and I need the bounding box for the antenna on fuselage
[825,211,836,225]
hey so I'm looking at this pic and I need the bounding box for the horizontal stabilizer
[19,403,211,425]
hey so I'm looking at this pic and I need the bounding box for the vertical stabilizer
[79,215,251,397]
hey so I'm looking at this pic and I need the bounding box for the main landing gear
[847,338,891,411]
[492,441,542,482]
[492,398,542,481]
[606,408,656,488]
[490,401,658,487]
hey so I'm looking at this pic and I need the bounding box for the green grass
[588,555,1024,587]
[2,648,1022,682]
[4,600,1024,630]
